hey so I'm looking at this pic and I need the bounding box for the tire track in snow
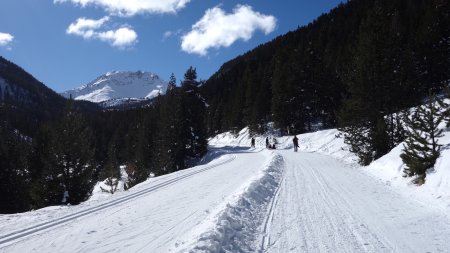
[0,155,236,248]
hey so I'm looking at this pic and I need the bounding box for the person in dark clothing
[293,135,299,152]
[251,138,255,148]
[266,137,269,148]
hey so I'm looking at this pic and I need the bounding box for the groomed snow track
[0,155,236,248]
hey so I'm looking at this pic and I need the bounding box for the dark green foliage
[1,58,210,213]
[0,104,32,213]
[401,93,445,180]
[40,101,97,205]
[203,0,448,147]
[338,0,426,165]
[180,67,208,164]
[155,79,185,172]
[100,135,120,194]
[167,73,177,92]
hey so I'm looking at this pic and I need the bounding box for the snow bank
[295,129,450,209]
[295,129,357,163]
[208,127,258,147]
[366,132,450,209]
[208,127,296,150]
[211,126,450,212]
[180,153,284,252]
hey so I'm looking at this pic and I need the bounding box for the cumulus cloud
[67,16,110,39]
[66,17,137,48]
[54,0,190,16]
[181,5,277,56]
[97,27,138,47]
[0,32,14,48]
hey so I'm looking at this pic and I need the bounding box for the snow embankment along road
[0,149,282,253]
[264,150,450,252]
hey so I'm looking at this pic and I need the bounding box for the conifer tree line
[0,67,207,213]
[202,0,449,140]
[201,0,449,175]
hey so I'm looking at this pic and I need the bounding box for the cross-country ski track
[2,147,450,252]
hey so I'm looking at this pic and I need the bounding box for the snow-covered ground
[0,149,281,252]
[2,127,450,252]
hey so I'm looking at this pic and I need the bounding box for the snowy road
[3,146,450,253]
[0,149,275,253]
[264,150,450,253]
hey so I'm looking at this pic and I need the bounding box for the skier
[62,189,69,205]
[266,137,270,148]
[251,138,255,148]
[293,135,299,152]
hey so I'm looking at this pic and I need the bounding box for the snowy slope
[61,71,167,104]
[0,149,282,252]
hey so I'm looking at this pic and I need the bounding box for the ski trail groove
[260,175,285,252]
[0,155,236,248]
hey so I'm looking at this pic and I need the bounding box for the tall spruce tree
[401,92,444,183]
[180,67,208,164]
[167,73,177,92]
[155,77,185,173]
[100,134,120,194]
[42,101,97,205]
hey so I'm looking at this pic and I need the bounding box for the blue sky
[0,0,343,92]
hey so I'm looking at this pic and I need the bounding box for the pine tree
[179,67,208,165]
[42,101,97,205]
[155,82,185,173]
[100,135,120,194]
[401,92,444,183]
[167,73,177,92]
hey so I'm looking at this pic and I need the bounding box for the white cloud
[0,32,14,48]
[66,17,137,48]
[54,0,190,16]
[181,5,277,56]
[98,27,138,47]
[67,16,110,39]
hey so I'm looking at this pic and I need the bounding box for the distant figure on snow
[62,189,69,205]
[266,137,270,148]
[251,138,255,148]
[293,135,299,152]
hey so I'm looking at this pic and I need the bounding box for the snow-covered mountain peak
[61,71,167,104]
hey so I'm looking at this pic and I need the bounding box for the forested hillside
[202,0,449,137]
[0,62,207,213]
